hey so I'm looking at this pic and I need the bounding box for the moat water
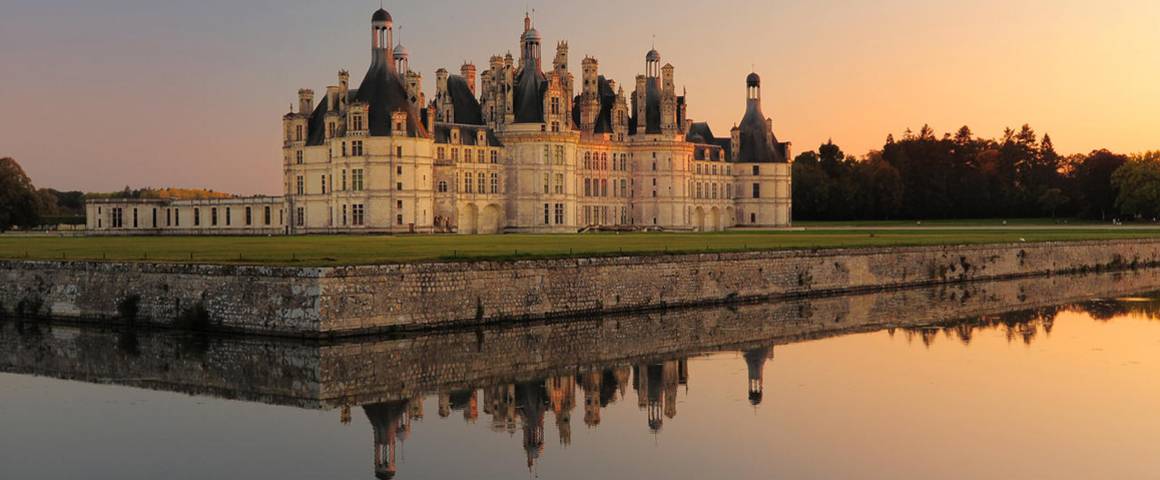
[4,275,1160,479]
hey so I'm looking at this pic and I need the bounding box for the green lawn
[2,228,1160,266]
[795,218,1107,227]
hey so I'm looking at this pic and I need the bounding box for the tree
[0,157,42,231]
[1112,152,1160,219]
[1072,150,1128,219]
[1037,188,1068,218]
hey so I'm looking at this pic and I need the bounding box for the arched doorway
[694,207,706,232]
[479,204,502,234]
[710,207,721,231]
[460,203,479,235]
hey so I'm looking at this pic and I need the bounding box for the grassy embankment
[1,221,1159,266]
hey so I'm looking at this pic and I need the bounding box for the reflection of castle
[356,352,773,477]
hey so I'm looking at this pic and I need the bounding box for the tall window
[544,203,550,225]
[438,181,448,193]
[490,150,498,163]
[396,146,403,158]
[245,207,252,226]
[342,205,348,226]
[211,208,218,226]
[341,170,347,190]
[601,179,608,197]
[554,203,565,225]
[452,149,459,162]
[295,151,303,164]
[752,183,761,198]
[437,147,445,160]
[351,141,364,156]
[351,169,364,191]
[478,173,486,194]
[295,125,303,141]
[554,174,564,194]
[225,207,232,226]
[490,173,499,193]
[465,175,473,193]
[551,97,560,114]
[296,207,304,227]
[351,204,365,226]
[296,176,304,195]
[264,206,271,225]
[353,115,364,131]
[584,178,591,197]
[321,175,327,194]
[543,173,550,194]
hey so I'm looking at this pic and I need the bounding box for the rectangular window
[490,173,499,193]
[554,203,565,225]
[352,169,364,191]
[452,149,459,161]
[396,181,403,191]
[296,151,303,164]
[396,146,403,158]
[296,207,305,227]
[601,179,608,197]
[437,147,445,160]
[554,173,564,194]
[211,208,218,226]
[321,175,327,194]
[465,175,473,193]
[264,206,271,225]
[175,209,181,227]
[351,204,365,226]
[132,208,138,228]
[543,173,550,194]
[341,170,347,191]
[245,207,252,226]
[752,165,760,175]
[396,214,404,225]
[544,203,550,225]
[166,208,172,227]
[225,207,232,226]
[296,176,304,195]
[584,178,591,197]
[342,205,348,226]
[352,141,364,156]
[478,173,486,194]
[752,183,761,198]
[396,165,403,176]
[194,208,201,226]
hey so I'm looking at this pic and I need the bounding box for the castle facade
[86,8,791,235]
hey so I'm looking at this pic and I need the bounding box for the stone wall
[0,261,324,335]
[318,239,1160,335]
[3,269,1158,409]
[2,239,1160,336]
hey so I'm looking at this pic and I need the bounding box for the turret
[371,8,395,65]
[460,63,477,96]
[297,89,314,114]
[337,70,350,108]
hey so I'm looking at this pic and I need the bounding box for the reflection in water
[6,272,1160,478]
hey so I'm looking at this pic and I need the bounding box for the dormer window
[352,115,364,131]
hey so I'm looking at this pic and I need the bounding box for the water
[3,272,1160,479]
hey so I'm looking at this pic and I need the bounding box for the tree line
[793,124,1160,221]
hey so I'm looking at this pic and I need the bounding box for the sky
[1,0,1158,195]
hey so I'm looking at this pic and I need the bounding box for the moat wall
[2,239,1160,336]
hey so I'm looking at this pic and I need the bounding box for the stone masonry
[2,240,1160,336]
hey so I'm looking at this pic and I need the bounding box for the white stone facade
[85,8,791,236]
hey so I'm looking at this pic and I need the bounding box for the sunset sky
[2,0,1157,195]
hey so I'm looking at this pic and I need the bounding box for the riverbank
[2,227,1160,265]
[3,239,1160,336]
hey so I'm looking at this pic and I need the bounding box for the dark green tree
[0,157,43,231]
